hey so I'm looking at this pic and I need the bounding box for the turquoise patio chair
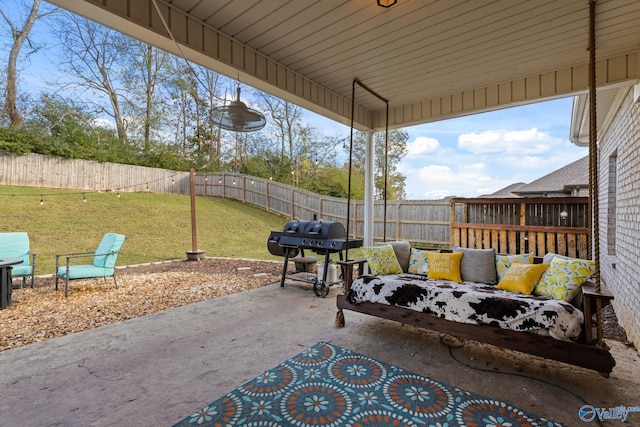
[0,232,37,288]
[55,233,126,298]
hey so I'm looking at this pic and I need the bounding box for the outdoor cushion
[427,252,463,282]
[495,253,533,281]
[0,232,34,278]
[376,240,411,272]
[11,265,34,276]
[362,245,403,275]
[93,233,126,268]
[453,246,497,284]
[542,252,572,264]
[496,263,549,295]
[534,257,596,301]
[56,265,114,280]
[348,273,584,341]
[55,233,126,297]
[407,247,439,275]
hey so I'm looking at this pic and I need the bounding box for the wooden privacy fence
[2,153,592,256]
[450,198,590,258]
[0,153,451,246]
[194,172,451,246]
[0,152,191,194]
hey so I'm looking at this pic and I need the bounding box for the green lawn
[1,186,291,274]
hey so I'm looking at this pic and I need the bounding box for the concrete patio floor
[1,280,638,427]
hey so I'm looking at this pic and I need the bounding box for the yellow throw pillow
[534,257,596,301]
[362,244,403,275]
[495,253,533,281]
[407,247,439,275]
[496,263,549,295]
[427,252,463,283]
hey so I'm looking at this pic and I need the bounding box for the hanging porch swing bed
[335,1,615,375]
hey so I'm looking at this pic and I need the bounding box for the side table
[337,258,367,293]
[1,258,22,309]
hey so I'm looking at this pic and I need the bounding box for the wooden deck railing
[450,223,590,258]
[450,197,590,258]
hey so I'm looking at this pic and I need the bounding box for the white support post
[364,130,375,246]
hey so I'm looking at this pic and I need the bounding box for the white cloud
[406,136,442,158]
[458,128,555,155]
[401,163,515,199]
[93,118,115,129]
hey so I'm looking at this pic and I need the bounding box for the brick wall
[598,87,640,349]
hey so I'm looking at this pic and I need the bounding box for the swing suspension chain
[588,0,604,348]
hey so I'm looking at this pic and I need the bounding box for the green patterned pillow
[534,257,596,301]
[495,253,533,281]
[362,244,403,275]
[407,247,439,275]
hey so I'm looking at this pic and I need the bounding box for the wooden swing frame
[336,0,616,375]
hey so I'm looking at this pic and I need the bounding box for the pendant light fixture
[377,0,397,8]
[210,86,266,132]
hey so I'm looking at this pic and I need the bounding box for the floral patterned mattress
[347,274,584,341]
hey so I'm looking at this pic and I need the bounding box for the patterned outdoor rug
[174,342,563,426]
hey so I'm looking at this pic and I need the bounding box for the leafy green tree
[28,93,133,161]
[349,129,408,200]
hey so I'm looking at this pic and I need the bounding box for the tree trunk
[144,44,153,152]
[3,0,42,129]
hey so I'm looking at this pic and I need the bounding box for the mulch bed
[0,258,287,352]
[0,257,629,352]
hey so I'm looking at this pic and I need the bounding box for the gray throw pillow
[453,246,497,284]
[542,252,571,264]
[376,241,411,273]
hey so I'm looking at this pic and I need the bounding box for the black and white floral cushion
[347,274,583,341]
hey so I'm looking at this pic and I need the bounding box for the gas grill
[267,219,363,296]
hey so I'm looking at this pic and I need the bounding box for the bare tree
[55,12,129,142]
[123,41,168,152]
[256,92,303,175]
[198,67,222,164]
[0,0,56,128]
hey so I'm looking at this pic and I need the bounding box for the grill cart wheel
[313,280,330,298]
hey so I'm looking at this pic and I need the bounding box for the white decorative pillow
[534,257,596,301]
[408,248,439,275]
[362,244,403,275]
[495,253,533,281]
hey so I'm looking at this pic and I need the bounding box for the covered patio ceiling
[48,0,640,132]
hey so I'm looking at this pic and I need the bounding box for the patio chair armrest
[55,250,121,271]
[92,250,119,257]
[56,251,95,260]
[55,252,95,270]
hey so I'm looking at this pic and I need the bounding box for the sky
[303,99,588,199]
[2,1,589,200]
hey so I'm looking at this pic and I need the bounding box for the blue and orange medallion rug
[173,342,563,426]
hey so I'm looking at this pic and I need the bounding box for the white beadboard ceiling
[48,0,640,131]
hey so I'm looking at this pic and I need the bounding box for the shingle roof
[481,182,526,198]
[514,156,588,195]
[485,156,588,198]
